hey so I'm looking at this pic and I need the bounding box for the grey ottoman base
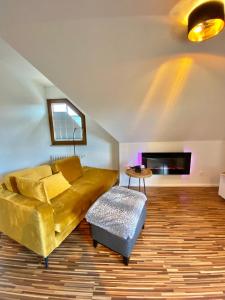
[90,205,146,265]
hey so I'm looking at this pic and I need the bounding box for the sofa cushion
[54,211,83,233]
[51,181,102,233]
[16,177,49,203]
[0,181,6,191]
[40,172,71,201]
[0,183,4,192]
[51,166,118,233]
[4,165,52,193]
[81,167,118,193]
[16,172,71,204]
[52,156,83,183]
[51,189,83,233]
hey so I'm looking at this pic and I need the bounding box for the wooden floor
[1,187,225,299]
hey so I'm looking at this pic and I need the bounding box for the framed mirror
[47,99,87,145]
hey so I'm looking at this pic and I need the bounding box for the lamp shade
[188,1,225,42]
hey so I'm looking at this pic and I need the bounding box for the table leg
[143,178,146,195]
[139,178,140,192]
[128,176,131,189]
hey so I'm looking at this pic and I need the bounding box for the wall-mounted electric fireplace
[142,152,192,175]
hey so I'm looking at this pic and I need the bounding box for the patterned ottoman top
[86,186,147,239]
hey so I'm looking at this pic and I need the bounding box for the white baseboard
[147,184,218,187]
[120,183,219,187]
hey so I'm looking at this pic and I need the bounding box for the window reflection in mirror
[47,99,87,145]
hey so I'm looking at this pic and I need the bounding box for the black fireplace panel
[142,152,191,175]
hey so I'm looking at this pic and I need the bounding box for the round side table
[125,168,152,195]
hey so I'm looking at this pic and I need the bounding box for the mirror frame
[47,98,87,145]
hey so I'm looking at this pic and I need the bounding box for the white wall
[45,86,119,170]
[0,65,51,176]
[120,141,225,187]
[222,141,225,170]
[0,44,119,178]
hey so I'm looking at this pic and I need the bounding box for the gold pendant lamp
[188,1,225,42]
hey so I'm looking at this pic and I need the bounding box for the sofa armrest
[0,190,56,257]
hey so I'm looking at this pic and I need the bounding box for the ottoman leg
[123,256,130,266]
[93,239,98,248]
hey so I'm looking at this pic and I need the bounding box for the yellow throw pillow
[4,165,52,193]
[16,172,71,204]
[40,172,71,201]
[16,177,48,203]
[52,156,83,183]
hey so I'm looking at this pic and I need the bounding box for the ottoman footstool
[86,186,147,265]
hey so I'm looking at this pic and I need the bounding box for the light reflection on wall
[162,56,193,114]
[134,56,193,129]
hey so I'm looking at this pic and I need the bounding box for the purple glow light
[136,152,142,165]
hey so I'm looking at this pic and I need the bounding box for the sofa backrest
[52,156,83,183]
[4,165,52,193]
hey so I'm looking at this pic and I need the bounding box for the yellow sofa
[0,157,118,267]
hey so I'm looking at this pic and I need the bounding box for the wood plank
[0,187,225,299]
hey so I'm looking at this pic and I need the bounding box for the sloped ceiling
[0,37,52,87]
[0,0,224,142]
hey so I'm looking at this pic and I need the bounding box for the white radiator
[50,154,85,162]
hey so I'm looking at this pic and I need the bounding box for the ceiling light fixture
[188,1,225,42]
